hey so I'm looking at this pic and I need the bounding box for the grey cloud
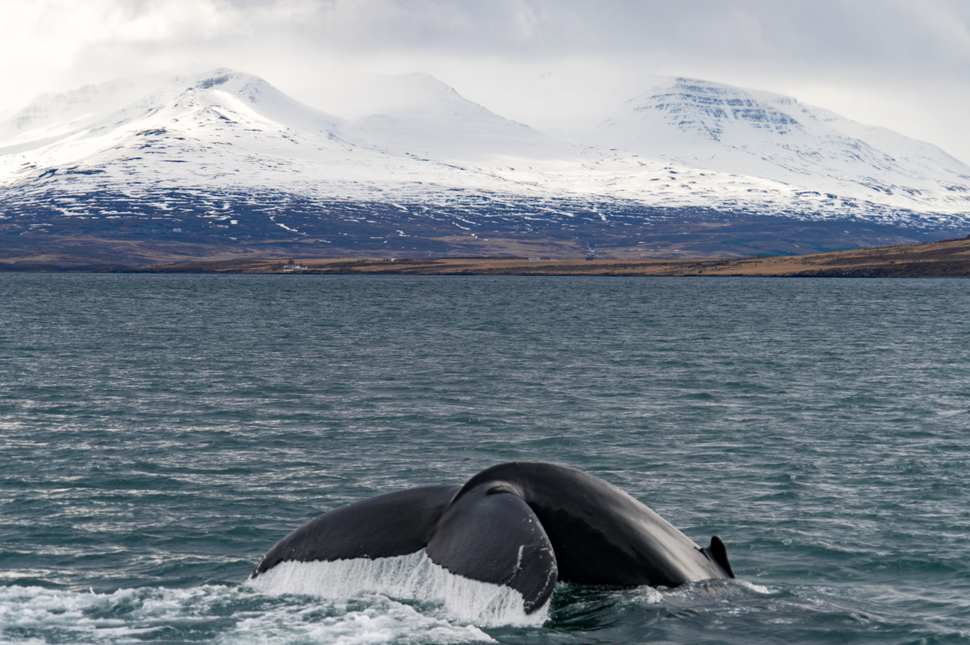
[259,0,969,69]
[3,0,970,161]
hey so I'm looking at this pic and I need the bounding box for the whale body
[250,462,734,614]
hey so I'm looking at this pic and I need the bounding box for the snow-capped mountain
[0,69,573,202]
[588,77,970,216]
[339,73,569,161]
[1,69,968,263]
[0,74,168,155]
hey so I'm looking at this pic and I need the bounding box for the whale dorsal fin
[701,536,735,578]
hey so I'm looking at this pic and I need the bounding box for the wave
[0,584,494,645]
[247,549,548,627]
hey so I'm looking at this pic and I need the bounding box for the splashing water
[249,550,548,627]
[0,585,495,645]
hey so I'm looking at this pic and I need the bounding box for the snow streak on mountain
[1,69,968,263]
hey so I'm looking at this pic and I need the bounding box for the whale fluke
[251,484,459,575]
[427,481,558,613]
[250,462,735,615]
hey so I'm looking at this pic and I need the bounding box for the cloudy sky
[3,0,970,163]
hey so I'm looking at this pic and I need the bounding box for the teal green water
[1,274,969,644]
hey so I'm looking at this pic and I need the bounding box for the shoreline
[129,237,970,277]
[2,236,968,277]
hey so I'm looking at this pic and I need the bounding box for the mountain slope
[340,73,570,161]
[1,70,968,266]
[587,77,970,216]
[0,69,579,203]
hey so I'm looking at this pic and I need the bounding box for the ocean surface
[1,274,968,645]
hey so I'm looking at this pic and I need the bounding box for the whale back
[453,462,734,587]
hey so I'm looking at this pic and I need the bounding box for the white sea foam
[656,577,773,605]
[0,584,494,645]
[735,579,771,595]
[228,596,495,645]
[247,549,549,627]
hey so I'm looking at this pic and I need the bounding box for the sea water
[1,274,968,644]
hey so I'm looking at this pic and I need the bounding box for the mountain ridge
[587,77,970,213]
[1,68,968,265]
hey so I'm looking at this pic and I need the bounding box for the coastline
[130,237,970,277]
[2,236,968,277]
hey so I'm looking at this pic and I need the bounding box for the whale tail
[701,536,735,578]
[251,462,738,617]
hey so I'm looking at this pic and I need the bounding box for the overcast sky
[3,0,970,163]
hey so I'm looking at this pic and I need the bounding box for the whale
[250,462,735,614]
